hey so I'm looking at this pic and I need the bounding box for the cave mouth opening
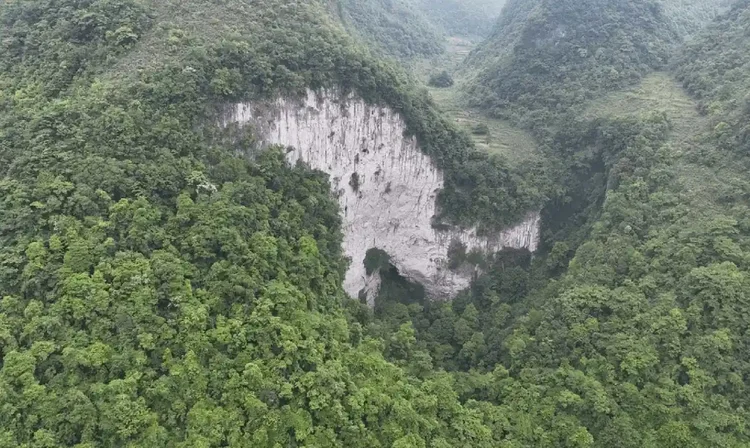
[361,248,426,311]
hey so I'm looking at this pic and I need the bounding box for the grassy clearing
[412,36,540,165]
[583,72,705,143]
[411,36,477,78]
[584,71,746,215]
[429,86,540,164]
[109,0,246,75]
[108,0,338,81]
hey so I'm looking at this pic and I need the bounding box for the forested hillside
[413,0,508,38]
[371,112,750,447]
[464,0,679,130]
[335,0,445,59]
[336,0,508,57]
[367,1,750,447]
[661,0,735,36]
[673,0,750,153]
[0,0,536,445]
[3,0,750,446]
[463,0,735,133]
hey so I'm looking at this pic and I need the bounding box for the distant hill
[464,0,679,129]
[673,0,750,152]
[336,0,445,59]
[661,0,735,37]
[413,0,508,38]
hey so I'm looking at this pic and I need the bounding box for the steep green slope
[376,118,750,447]
[336,0,445,59]
[4,0,750,446]
[661,0,735,37]
[673,0,750,154]
[413,0,508,38]
[368,2,750,447]
[0,0,542,446]
[464,0,679,131]
[336,0,507,58]
[582,72,704,135]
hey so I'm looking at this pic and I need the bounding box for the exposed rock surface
[222,90,540,302]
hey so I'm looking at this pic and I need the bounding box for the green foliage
[365,5,750,445]
[5,0,750,446]
[447,239,468,270]
[2,0,544,233]
[673,0,750,154]
[428,70,454,88]
[337,0,445,59]
[413,0,508,37]
[0,0,151,97]
[471,123,490,136]
[465,0,679,133]
[363,248,391,276]
[369,112,750,446]
[660,0,734,37]
[366,1,750,446]
[0,0,532,445]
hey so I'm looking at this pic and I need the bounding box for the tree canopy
[364,1,750,446]
[464,0,679,130]
[335,0,445,60]
[0,0,533,445]
[3,0,750,446]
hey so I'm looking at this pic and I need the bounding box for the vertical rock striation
[222,90,540,302]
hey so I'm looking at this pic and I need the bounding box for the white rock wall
[222,90,540,302]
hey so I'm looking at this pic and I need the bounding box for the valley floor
[418,37,746,222]
[411,36,540,166]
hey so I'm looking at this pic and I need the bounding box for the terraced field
[428,87,540,164]
[583,72,705,142]
[414,36,540,166]
[584,71,747,214]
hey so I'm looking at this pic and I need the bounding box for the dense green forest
[335,0,508,59]
[2,0,750,446]
[0,0,537,445]
[367,0,750,447]
[463,0,734,134]
[661,0,735,36]
[673,0,750,153]
[335,0,445,59]
[464,0,679,131]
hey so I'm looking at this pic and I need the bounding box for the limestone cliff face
[222,90,540,302]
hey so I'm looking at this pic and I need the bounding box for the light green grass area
[429,86,540,164]
[584,72,745,213]
[109,0,334,80]
[412,36,540,165]
[583,72,705,142]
